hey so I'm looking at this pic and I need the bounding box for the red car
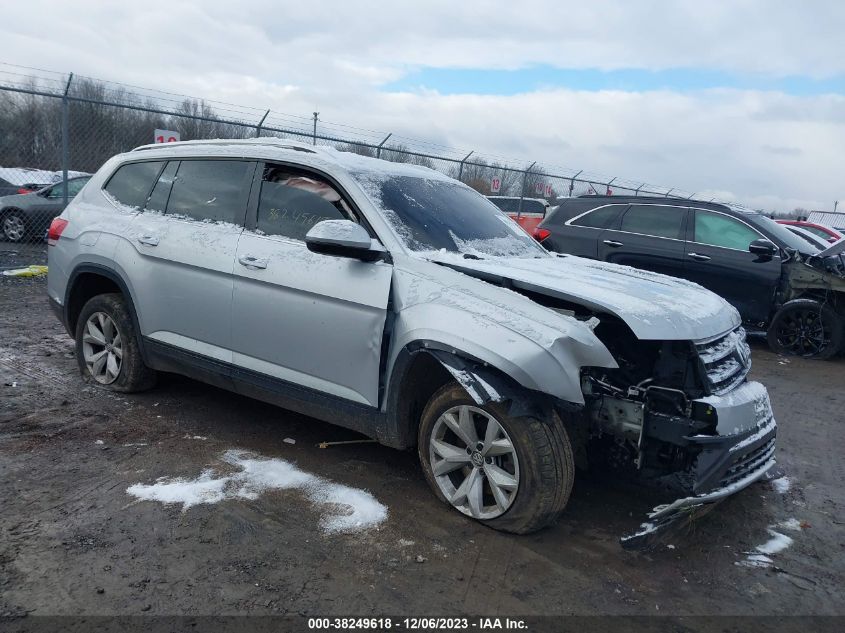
[487,196,550,235]
[776,220,842,243]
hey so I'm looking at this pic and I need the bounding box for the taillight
[47,218,68,246]
[533,228,551,242]
[17,188,33,194]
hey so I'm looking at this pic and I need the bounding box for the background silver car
[47,139,776,541]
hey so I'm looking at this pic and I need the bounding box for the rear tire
[767,298,843,359]
[2,210,27,242]
[418,382,574,534]
[74,293,156,392]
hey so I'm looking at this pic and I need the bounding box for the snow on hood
[422,252,740,341]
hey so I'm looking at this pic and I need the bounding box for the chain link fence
[0,65,700,245]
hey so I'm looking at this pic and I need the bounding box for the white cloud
[1,0,843,210]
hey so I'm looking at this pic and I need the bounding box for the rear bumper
[49,295,70,335]
[622,381,777,548]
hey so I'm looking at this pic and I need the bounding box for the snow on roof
[130,137,450,181]
[0,167,90,186]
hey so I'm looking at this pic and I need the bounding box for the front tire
[767,298,843,359]
[74,293,156,392]
[418,383,574,534]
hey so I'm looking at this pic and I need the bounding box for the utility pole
[835,200,839,213]
[312,111,319,145]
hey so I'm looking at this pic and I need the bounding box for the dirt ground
[1,254,844,621]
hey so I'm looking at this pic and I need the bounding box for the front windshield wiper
[462,253,484,260]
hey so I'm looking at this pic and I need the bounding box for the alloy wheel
[775,308,829,356]
[429,405,519,519]
[3,214,25,241]
[82,312,123,384]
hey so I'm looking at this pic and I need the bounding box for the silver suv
[47,139,777,544]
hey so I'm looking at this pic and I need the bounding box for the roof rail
[132,137,320,153]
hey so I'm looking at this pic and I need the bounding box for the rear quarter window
[103,161,164,209]
[570,204,627,229]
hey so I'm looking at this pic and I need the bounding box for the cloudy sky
[3,0,844,211]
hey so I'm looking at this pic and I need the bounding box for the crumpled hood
[426,253,740,341]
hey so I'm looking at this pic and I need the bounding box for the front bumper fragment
[622,381,777,549]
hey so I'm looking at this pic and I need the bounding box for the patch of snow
[736,554,773,568]
[94,440,104,445]
[771,476,791,494]
[755,529,794,555]
[776,518,802,531]
[126,450,387,534]
[283,438,296,445]
[398,539,415,547]
[183,434,207,440]
[123,443,148,447]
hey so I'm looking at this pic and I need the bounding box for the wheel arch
[382,341,583,450]
[65,264,146,358]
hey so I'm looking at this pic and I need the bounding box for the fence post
[568,169,582,197]
[518,161,536,216]
[312,112,319,145]
[255,110,269,138]
[61,73,74,205]
[376,133,392,158]
[634,184,644,196]
[458,151,474,181]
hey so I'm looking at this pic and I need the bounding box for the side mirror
[749,238,776,259]
[305,220,382,262]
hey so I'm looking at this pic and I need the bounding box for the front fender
[386,301,617,407]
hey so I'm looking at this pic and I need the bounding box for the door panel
[232,233,392,406]
[115,159,253,360]
[597,204,688,277]
[125,214,243,361]
[683,210,782,323]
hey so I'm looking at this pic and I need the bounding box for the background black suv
[537,196,845,358]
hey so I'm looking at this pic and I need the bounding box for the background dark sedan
[0,176,90,242]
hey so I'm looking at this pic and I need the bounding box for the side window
[165,160,251,224]
[104,161,164,209]
[694,211,761,250]
[145,162,180,213]
[66,178,90,197]
[571,204,626,229]
[521,200,546,216]
[255,165,351,241]
[489,198,516,213]
[620,204,685,239]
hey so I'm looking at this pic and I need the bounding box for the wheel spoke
[431,439,472,475]
[466,469,484,517]
[92,352,108,377]
[102,316,115,343]
[482,417,499,453]
[443,408,477,447]
[484,463,518,491]
[86,320,106,345]
[488,474,511,512]
[106,353,120,379]
[450,467,477,507]
[485,438,514,456]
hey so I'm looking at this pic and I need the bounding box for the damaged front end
[581,321,777,549]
